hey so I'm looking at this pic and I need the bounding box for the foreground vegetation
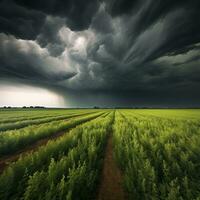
[0,111,114,199]
[0,111,104,156]
[0,108,199,199]
[113,110,200,200]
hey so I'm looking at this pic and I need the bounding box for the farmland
[0,108,200,200]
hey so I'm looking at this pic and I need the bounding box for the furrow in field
[0,112,107,173]
[97,111,126,200]
[97,134,125,200]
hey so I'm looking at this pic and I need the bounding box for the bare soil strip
[97,135,125,200]
[0,113,103,173]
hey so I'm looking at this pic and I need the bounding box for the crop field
[0,108,200,200]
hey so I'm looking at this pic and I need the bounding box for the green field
[0,109,200,200]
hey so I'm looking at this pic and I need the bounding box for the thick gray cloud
[36,16,66,56]
[0,0,45,40]
[0,0,200,106]
[14,0,100,30]
[0,33,76,82]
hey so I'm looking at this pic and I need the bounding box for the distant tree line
[2,106,46,109]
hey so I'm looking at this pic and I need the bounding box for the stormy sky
[0,0,200,107]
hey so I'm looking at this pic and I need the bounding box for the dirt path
[97,135,125,200]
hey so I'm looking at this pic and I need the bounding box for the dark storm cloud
[0,0,200,106]
[103,0,140,16]
[0,0,100,39]
[144,8,200,61]
[0,33,76,83]
[91,6,114,34]
[0,0,45,40]
[14,0,100,31]
[36,16,66,56]
[173,54,200,66]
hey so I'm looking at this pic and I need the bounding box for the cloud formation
[0,0,200,106]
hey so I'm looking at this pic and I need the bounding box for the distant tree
[34,106,45,109]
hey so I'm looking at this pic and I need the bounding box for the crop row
[0,109,65,120]
[113,111,200,200]
[124,109,200,120]
[0,111,80,124]
[0,111,96,132]
[0,111,114,200]
[0,111,105,156]
[0,109,92,123]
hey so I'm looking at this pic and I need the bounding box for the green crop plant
[113,110,200,200]
[0,110,97,132]
[0,112,105,156]
[0,112,114,200]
